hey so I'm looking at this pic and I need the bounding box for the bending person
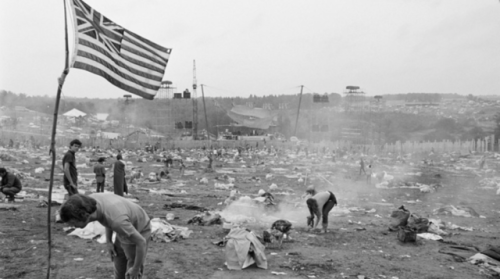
[306,191,337,233]
[60,193,151,279]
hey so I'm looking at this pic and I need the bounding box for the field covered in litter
[1,144,500,279]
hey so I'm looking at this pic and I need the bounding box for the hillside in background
[1,90,499,144]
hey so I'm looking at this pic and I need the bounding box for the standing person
[63,139,82,196]
[366,164,373,185]
[93,157,106,193]
[359,157,366,176]
[110,154,128,196]
[0,168,22,203]
[478,155,486,170]
[60,193,151,279]
[306,191,337,233]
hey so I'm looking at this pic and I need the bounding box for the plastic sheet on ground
[150,218,193,243]
[225,227,268,270]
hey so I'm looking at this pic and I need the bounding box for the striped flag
[69,0,171,100]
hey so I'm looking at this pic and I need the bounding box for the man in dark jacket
[0,167,22,202]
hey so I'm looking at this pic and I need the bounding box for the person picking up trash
[62,139,82,196]
[306,191,337,233]
[0,167,22,203]
[60,193,151,279]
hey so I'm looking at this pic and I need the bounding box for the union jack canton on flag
[69,0,171,100]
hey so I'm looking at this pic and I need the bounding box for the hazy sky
[1,0,499,100]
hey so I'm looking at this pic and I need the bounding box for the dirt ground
[1,149,500,279]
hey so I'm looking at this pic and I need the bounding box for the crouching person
[0,167,22,203]
[306,191,337,233]
[60,193,151,279]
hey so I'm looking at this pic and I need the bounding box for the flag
[69,0,171,100]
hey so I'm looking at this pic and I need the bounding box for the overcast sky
[1,0,499,100]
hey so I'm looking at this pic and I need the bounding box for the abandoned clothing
[93,164,106,183]
[1,172,22,191]
[90,193,151,245]
[113,160,127,196]
[62,150,78,186]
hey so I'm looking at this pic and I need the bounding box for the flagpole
[47,0,71,278]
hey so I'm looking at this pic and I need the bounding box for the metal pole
[294,85,304,136]
[47,1,70,278]
[201,85,209,139]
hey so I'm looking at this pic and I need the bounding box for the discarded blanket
[225,227,268,270]
[150,218,193,243]
[188,211,222,226]
[67,221,114,244]
[164,203,207,212]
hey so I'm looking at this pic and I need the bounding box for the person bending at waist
[306,191,337,233]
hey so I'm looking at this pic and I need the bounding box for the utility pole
[201,84,209,139]
[192,60,198,140]
[123,94,132,148]
[294,85,304,137]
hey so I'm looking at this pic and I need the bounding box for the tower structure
[192,60,198,139]
[310,93,330,142]
[154,80,174,135]
[343,85,366,112]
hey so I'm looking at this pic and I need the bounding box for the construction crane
[192,60,198,140]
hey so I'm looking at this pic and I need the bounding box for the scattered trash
[389,205,410,231]
[164,203,207,212]
[187,211,222,226]
[417,233,443,241]
[433,205,480,218]
[166,213,175,221]
[150,218,193,243]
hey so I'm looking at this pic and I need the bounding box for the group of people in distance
[1,138,339,279]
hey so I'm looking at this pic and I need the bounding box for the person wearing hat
[93,157,107,193]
